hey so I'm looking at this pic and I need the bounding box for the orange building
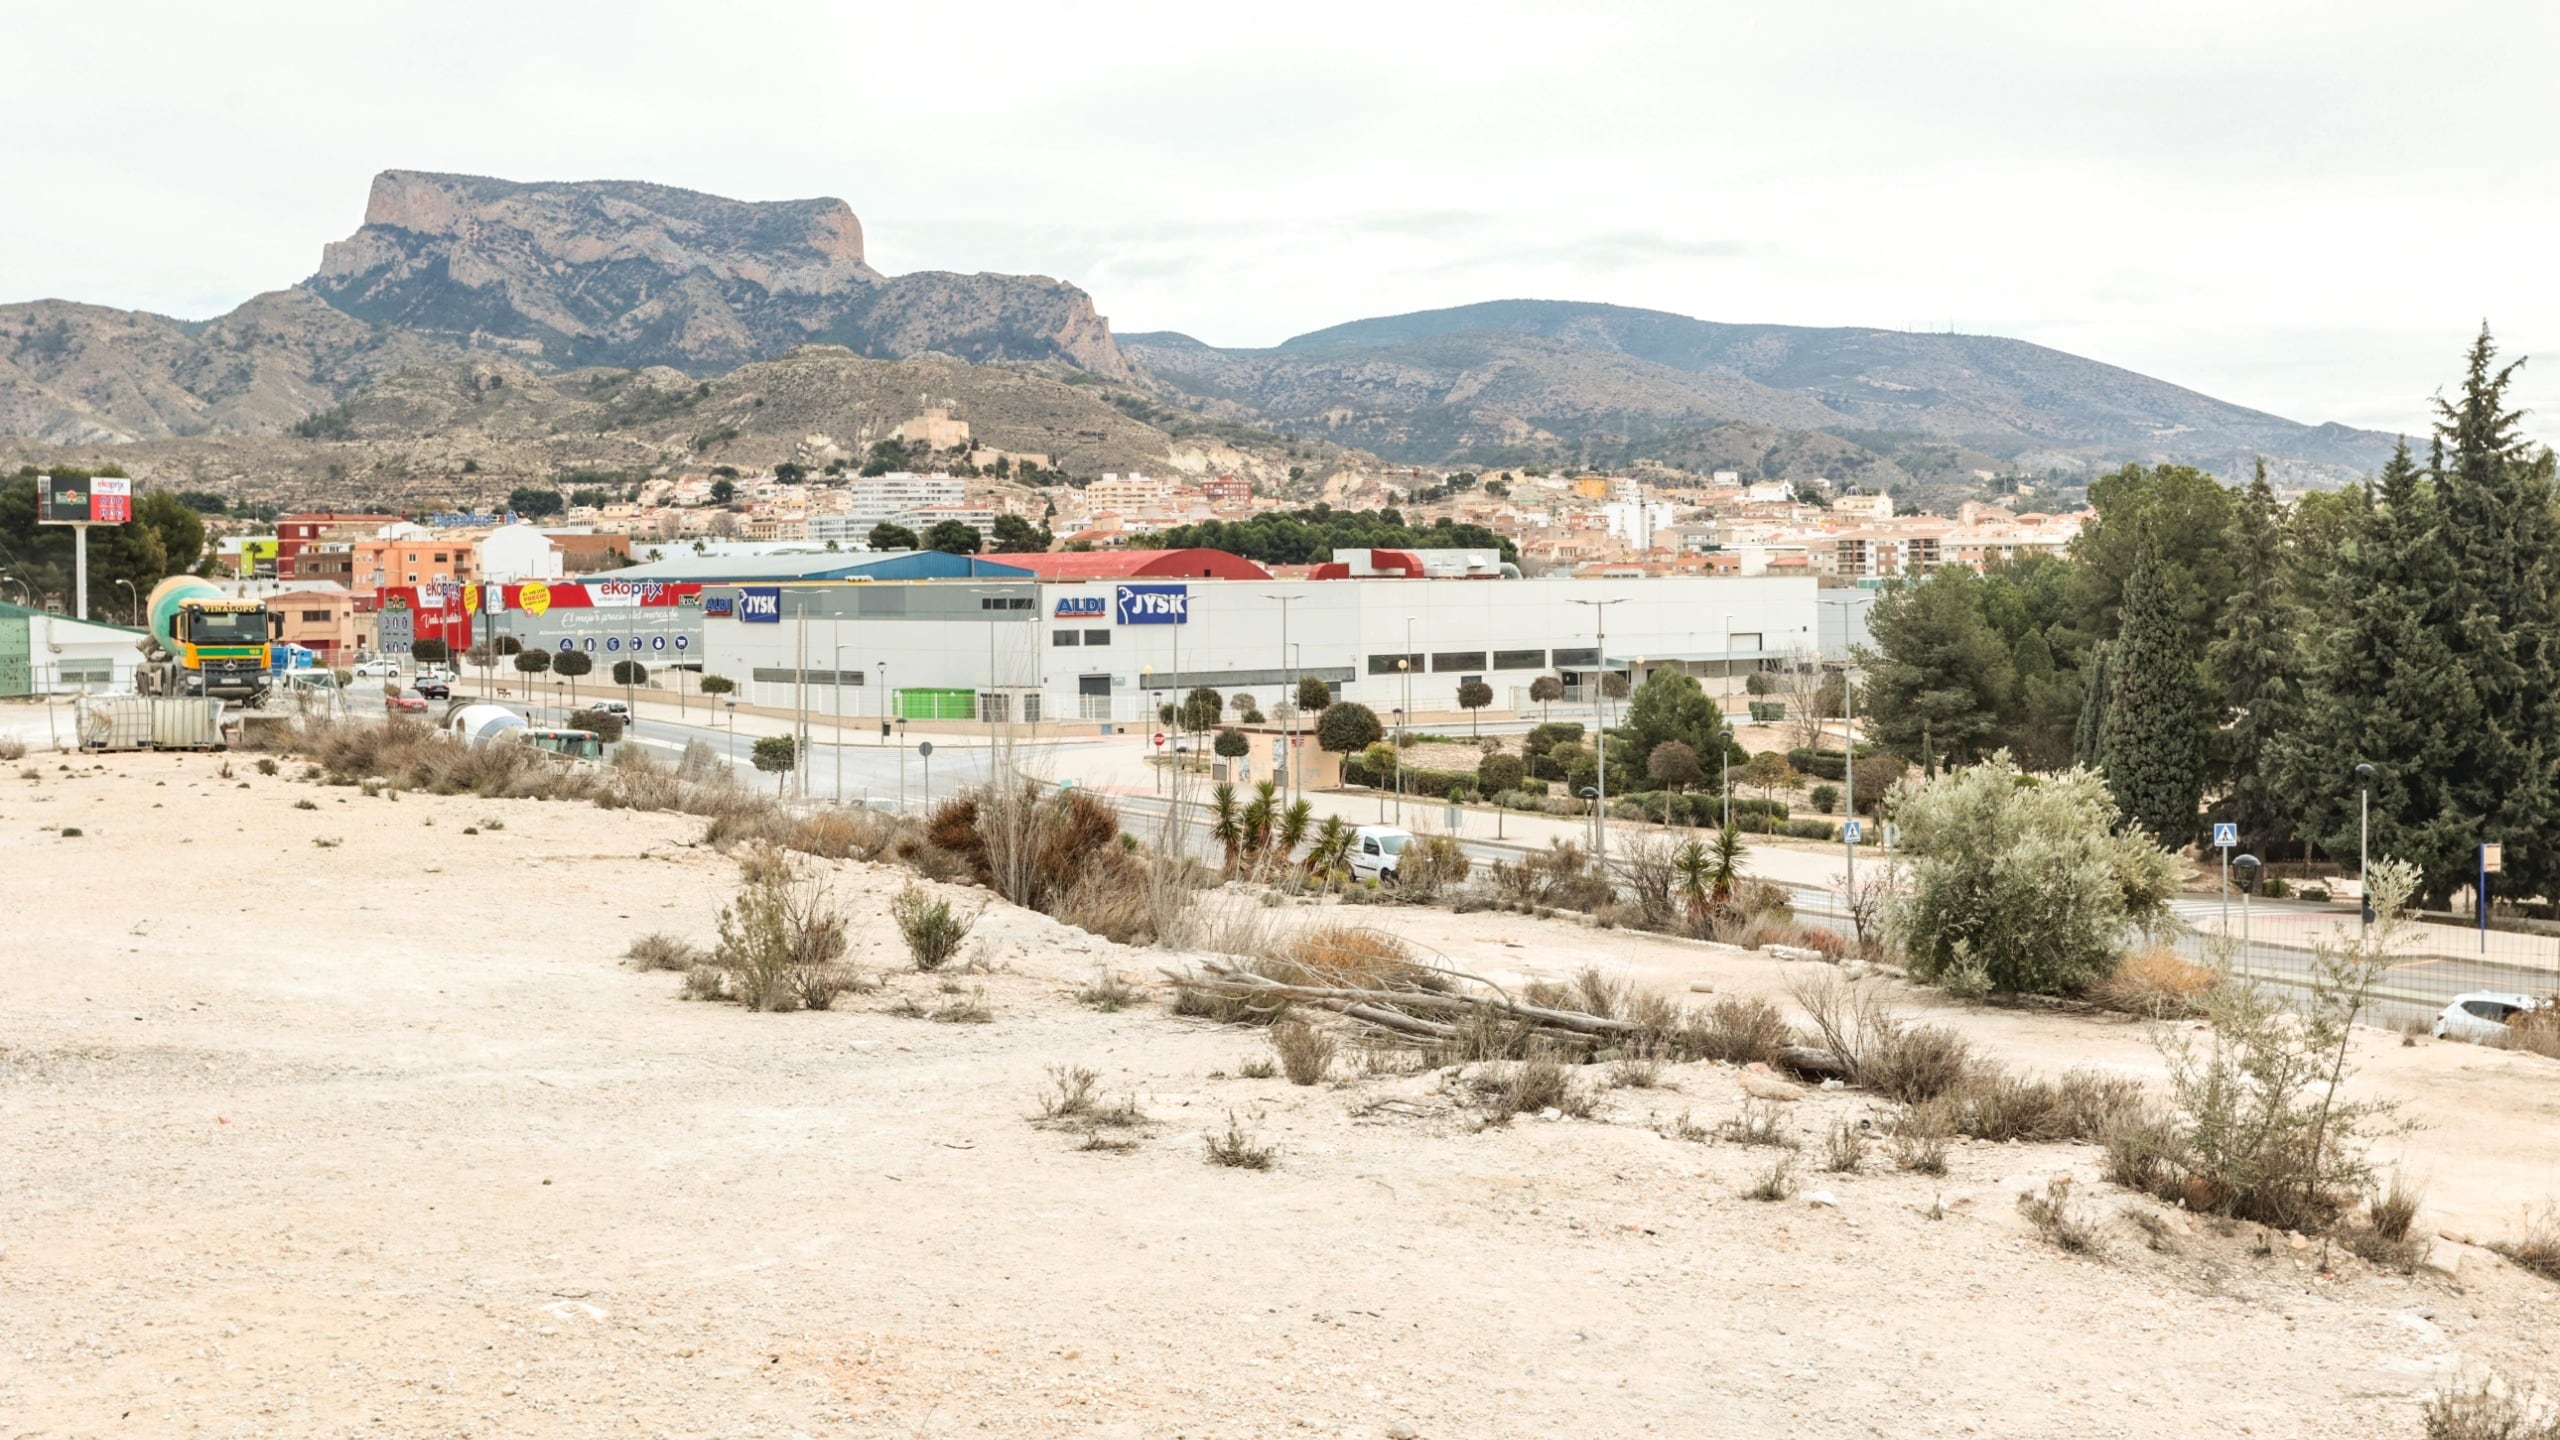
[352,538,477,599]
[263,587,361,659]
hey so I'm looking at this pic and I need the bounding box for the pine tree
[2278,443,2481,904]
[2099,534,2207,845]
[2430,326,2560,901]
[2206,458,2298,848]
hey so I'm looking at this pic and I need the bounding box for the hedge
[1342,758,1478,800]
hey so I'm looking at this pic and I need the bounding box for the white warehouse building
[693,571,1823,727]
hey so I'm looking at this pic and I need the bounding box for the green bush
[1342,756,1476,800]
[1780,818,1836,840]
[1887,758,2180,995]
[1810,783,1840,813]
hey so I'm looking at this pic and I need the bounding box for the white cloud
[1,0,2552,441]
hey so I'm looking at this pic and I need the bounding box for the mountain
[0,347,1351,513]
[1123,299,2401,488]
[0,170,1130,446]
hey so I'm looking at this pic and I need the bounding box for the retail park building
[388,548,1864,726]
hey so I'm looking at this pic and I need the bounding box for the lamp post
[2354,762,2375,932]
[2233,853,2262,965]
[832,626,845,803]
[1569,597,1626,871]
[1721,721,1735,832]
[1391,705,1405,822]
[1817,595,1862,903]
[1290,641,1307,806]
[1265,591,1299,802]
[1142,664,1160,794]
[114,578,138,628]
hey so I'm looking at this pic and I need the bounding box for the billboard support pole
[71,523,90,621]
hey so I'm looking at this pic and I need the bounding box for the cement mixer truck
[137,576,279,702]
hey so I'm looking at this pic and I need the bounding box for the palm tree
[1673,826,1747,931]
[1241,781,1279,861]
[1276,798,1313,859]
[1209,783,1243,872]
[1305,815,1355,891]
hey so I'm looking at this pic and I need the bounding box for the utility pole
[1569,597,1625,871]
[832,619,845,803]
[794,599,810,799]
[1265,591,1298,804]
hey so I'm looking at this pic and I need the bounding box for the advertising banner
[1114,583,1189,625]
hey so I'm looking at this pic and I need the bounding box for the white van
[1351,826,1413,884]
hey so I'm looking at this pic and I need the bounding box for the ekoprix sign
[738,587,782,623]
[1114,583,1189,625]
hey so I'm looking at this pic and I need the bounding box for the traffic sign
[1843,819,1863,845]
[918,741,935,758]
[2213,822,2239,849]
[1152,731,1166,748]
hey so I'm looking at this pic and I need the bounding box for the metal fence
[2156,898,2560,1033]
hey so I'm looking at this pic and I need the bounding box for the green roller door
[895,688,977,720]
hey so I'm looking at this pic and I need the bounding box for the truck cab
[524,728,605,761]
[165,603,280,700]
[1350,826,1414,884]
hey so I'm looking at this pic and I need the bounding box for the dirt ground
[6,752,2560,1439]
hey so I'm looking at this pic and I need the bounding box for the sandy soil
[5,751,2559,1439]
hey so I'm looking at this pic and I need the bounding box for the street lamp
[1816,594,1863,902]
[2354,763,2375,931]
[1390,705,1405,822]
[1721,720,1735,832]
[1568,596,1626,869]
[1265,592,1300,802]
[2232,853,2263,962]
[1142,664,1160,794]
[114,578,138,628]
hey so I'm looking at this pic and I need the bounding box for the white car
[587,699,630,718]
[1350,825,1413,884]
[351,659,400,678]
[2433,992,2541,1043]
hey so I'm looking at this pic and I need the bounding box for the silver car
[2432,992,2541,1043]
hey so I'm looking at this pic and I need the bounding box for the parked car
[413,676,451,700]
[417,665,457,684]
[386,691,431,714]
[587,699,630,718]
[351,659,400,678]
[1350,825,1413,884]
[2433,992,2541,1043]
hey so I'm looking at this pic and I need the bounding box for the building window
[1366,652,1424,676]
[1552,646,1600,668]
[1494,648,1546,670]
[1431,651,1488,673]
[1083,629,1111,646]
[980,596,1034,611]
[1052,630,1080,647]
[300,610,333,623]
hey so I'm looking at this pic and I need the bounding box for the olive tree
[1885,755,2180,996]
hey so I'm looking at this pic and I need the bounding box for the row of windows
[1369,649,1555,675]
[1051,629,1114,647]
[979,596,1035,611]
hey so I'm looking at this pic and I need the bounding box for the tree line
[1858,329,2559,906]
[1,467,210,619]
[1135,506,1520,566]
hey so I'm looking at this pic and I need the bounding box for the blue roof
[578,550,1034,584]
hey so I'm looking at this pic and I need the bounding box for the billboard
[1115,584,1189,625]
[39,474,130,525]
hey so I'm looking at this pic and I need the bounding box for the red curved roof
[997,548,1272,580]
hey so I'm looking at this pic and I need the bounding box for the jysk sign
[1115,584,1189,625]
[1055,595,1107,620]
[738,587,782,623]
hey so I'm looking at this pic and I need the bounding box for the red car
[387,692,431,714]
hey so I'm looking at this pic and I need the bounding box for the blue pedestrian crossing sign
[1842,819,1863,844]
[2213,823,2239,849]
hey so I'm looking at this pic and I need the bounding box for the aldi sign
[1055,595,1107,620]
[1115,583,1189,625]
[738,587,781,623]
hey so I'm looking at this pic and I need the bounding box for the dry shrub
[1238,1057,1277,1079]
[1471,1051,1592,1121]
[626,932,704,972]
[2493,1205,2560,1283]
[1076,966,1137,1012]
[2092,947,2216,1018]
[1717,1099,1797,1148]
[1272,1019,1337,1085]
[1608,1049,1664,1089]
[1038,1065,1100,1120]
[0,737,24,762]
[891,883,976,971]
[1205,1113,1275,1169]
[1427,1008,1537,1066]
[1275,923,1426,989]
[1860,1023,1975,1105]
[2423,1384,2560,1440]
[1054,870,1154,946]
[1678,997,1791,1067]
[2018,1177,2106,1256]
[707,847,853,1012]
[1891,1105,1952,1174]
[930,987,993,1024]
[1822,1120,1867,1173]
[2343,1176,2430,1271]
[2499,1003,2560,1062]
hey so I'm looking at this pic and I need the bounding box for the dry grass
[1237,1057,1277,1080]
[1608,1049,1665,1089]
[0,737,24,762]
[2092,947,2217,1018]
[2018,1177,2107,1256]
[2499,1003,2560,1062]
[1743,1154,1797,1201]
[625,932,705,972]
[1272,1019,1337,1086]
[1469,1052,1594,1122]
[929,987,993,1024]
[1654,1111,1713,1144]
[2343,1176,2430,1271]
[1277,923,1427,989]
[1075,966,1138,1012]
[2492,1205,2560,1284]
[1891,1106,1952,1175]
[2423,1383,2560,1440]
[1204,1113,1275,1169]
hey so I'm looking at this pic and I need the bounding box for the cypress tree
[2206,458,2299,848]
[2099,535,2207,845]
[2072,641,2111,770]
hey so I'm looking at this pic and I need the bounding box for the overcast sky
[6,0,2554,443]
